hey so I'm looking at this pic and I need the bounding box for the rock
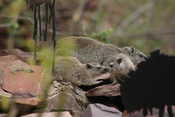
[0,53,43,115]
[9,60,34,73]
[46,81,88,117]
[0,49,32,62]
[0,114,7,117]
[86,84,120,97]
[0,94,40,116]
[15,97,40,106]
[0,55,42,98]
[21,112,72,117]
[81,103,122,117]
[0,88,12,97]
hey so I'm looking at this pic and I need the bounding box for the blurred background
[0,0,175,55]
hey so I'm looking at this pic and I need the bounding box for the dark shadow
[120,50,175,117]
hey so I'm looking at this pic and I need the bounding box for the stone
[21,112,72,117]
[81,103,122,117]
[46,81,88,117]
[9,60,34,73]
[0,55,42,98]
[86,84,120,97]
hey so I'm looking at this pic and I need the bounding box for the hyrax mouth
[79,73,113,91]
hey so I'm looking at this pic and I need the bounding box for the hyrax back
[56,36,122,64]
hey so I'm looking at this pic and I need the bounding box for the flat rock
[86,83,120,97]
[47,81,88,117]
[0,49,32,62]
[0,55,42,97]
[21,112,72,117]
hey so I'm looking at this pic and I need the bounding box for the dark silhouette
[120,49,175,117]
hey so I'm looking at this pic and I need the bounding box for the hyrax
[54,56,106,86]
[122,47,147,66]
[86,62,110,77]
[56,36,122,64]
[56,36,135,78]
[102,53,135,82]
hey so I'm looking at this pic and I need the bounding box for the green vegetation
[56,38,77,56]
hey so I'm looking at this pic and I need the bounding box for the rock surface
[0,55,42,97]
[86,84,120,97]
[47,81,87,117]
[21,112,72,117]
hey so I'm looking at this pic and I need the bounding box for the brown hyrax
[86,62,110,78]
[54,56,106,86]
[122,47,147,66]
[56,36,122,64]
[102,53,135,82]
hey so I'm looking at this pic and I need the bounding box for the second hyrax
[54,56,109,86]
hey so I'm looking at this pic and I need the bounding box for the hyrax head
[85,62,110,77]
[122,47,147,65]
[102,53,135,77]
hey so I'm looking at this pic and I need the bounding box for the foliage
[0,96,10,112]
[56,38,77,56]
[91,29,113,43]
[1,0,175,54]
[38,47,53,101]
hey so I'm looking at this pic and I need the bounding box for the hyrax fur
[86,62,110,77]
[122,47,147,66]
[54,56,104,86]
[56,36,135,79]
[56,36,122,64]
[102,53,135,82]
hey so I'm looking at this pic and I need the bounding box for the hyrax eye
[117,58,122,64]
[109,62,114,67]
[86,63,93,69]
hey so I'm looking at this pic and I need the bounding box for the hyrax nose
[102,67,110,73]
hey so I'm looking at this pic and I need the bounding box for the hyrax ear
[86,63,93,69]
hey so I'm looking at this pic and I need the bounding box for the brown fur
[54,56,103,86]
[57,36,122,64]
